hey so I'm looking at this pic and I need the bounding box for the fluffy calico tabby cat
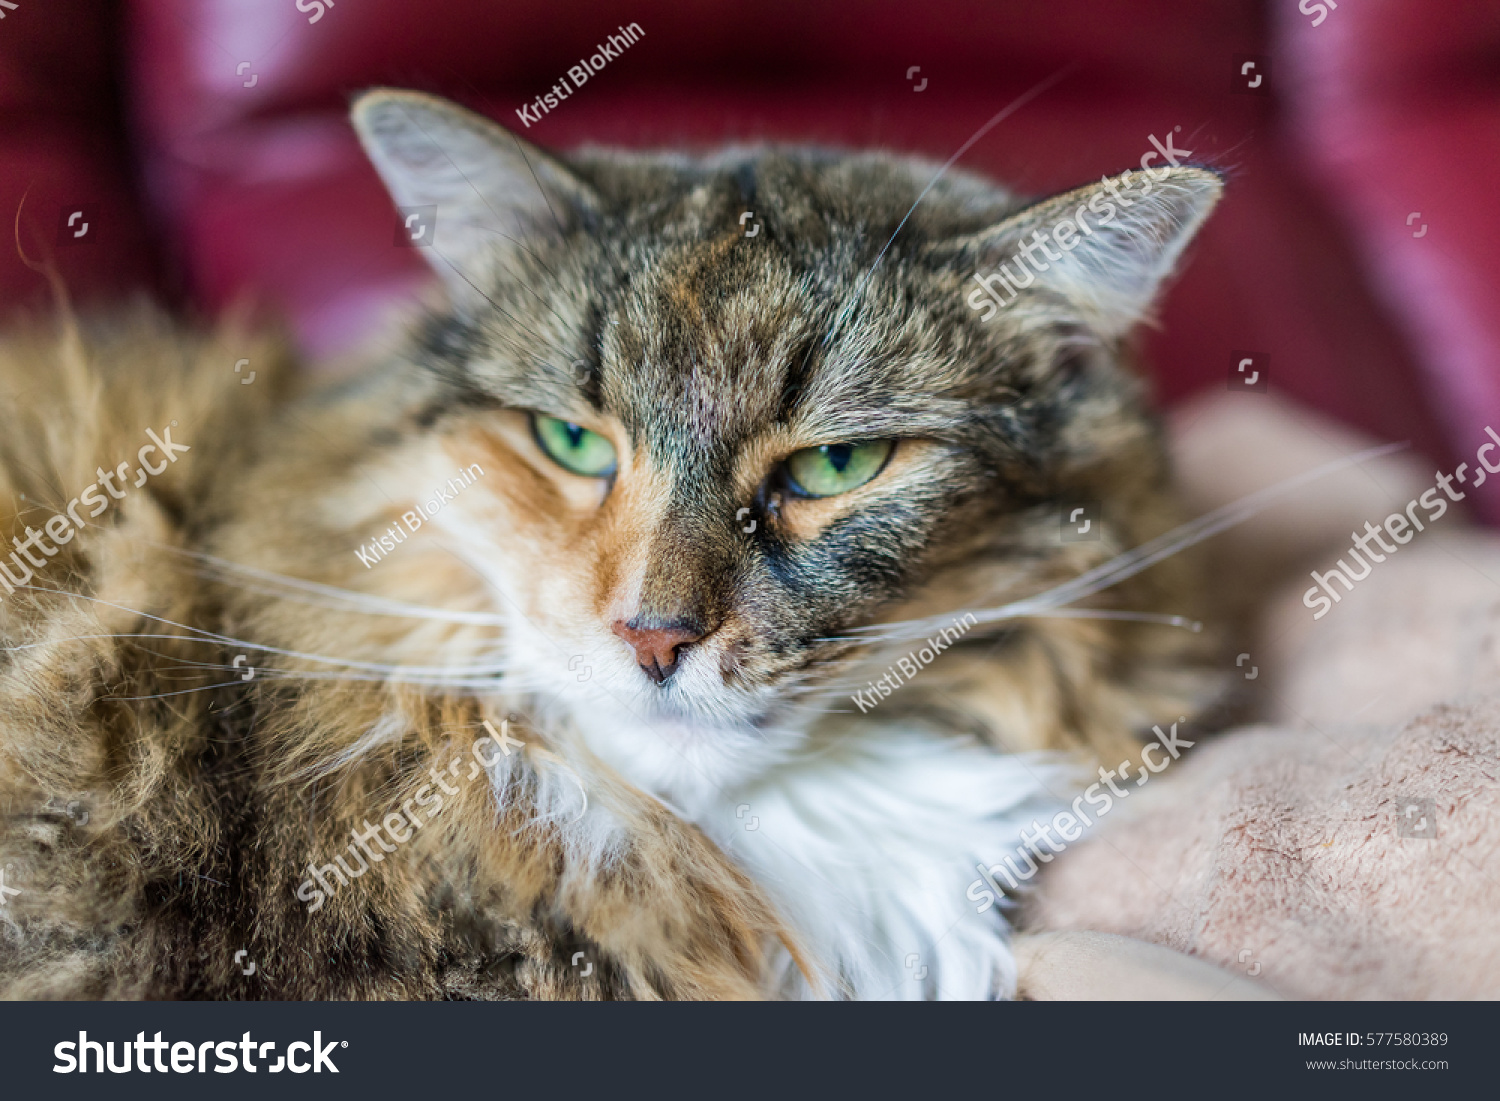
[0,90,1223,1000]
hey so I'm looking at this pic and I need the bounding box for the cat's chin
[557,698,809,812]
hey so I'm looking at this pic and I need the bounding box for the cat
[0,89,1224,1000]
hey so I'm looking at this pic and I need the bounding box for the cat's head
[346,90,1222,801]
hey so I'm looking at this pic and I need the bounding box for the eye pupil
[531,413,618,478]
[785,439,894,498]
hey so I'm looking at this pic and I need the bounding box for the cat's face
[351,91,1222,799]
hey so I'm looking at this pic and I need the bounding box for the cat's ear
[948,166,1223,338]
[350,89,599,309]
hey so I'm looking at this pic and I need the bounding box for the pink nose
[612,619,706,684]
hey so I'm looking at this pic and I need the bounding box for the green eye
[531,414,617,477]
[785,440,894,497]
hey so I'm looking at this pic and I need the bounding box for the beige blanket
[1017,393,1500,999]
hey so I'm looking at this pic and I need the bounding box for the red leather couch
[3,0,1496,518]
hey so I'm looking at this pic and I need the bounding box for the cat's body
[0,92,1223,999]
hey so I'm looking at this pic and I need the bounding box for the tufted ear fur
[953,165,1223,338]
[351,89,599,311]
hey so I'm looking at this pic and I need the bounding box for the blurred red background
[2,0,1498,518]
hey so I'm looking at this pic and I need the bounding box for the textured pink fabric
[1027,700,1500,999]
[1026,397,1500,999]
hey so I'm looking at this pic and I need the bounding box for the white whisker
[2,593,517,679]
[856,441,1407,643]
[149,543,508,625]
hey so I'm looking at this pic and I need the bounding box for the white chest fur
[700,724,1069,999]
[505,683,1073,1000]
